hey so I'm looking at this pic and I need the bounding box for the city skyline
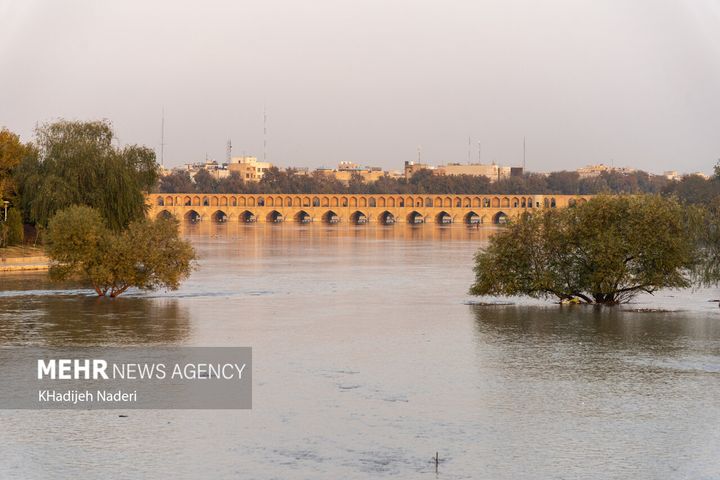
[2,1,719,174]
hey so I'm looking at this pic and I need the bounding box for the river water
[1,224,719,479]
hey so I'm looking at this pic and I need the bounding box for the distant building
[317,162,388,184]
[405,161,516,182]
[576,163,636,179]
[228,156,273,182]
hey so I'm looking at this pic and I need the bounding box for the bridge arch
[266,210,283,223]
[493,211,509,224]
[157,209,174,220]
[378,211,395,225]
[211,210,228,223]
[464,211,481,224]
[295,210,312,223]
[184,210,201,223]
[350,210,368,224]
[436,211,452,224]
[322,210,340,224]
[407,211,424,224]
[240,210,256,223]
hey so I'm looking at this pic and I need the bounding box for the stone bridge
[147,193,591,225]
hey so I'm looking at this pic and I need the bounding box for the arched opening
[156,197,164,206]
[378,211,395,225]
[493,211,509,224]
[350,211,368,224]
[230,197,237,206]
[211,197,219,206]
[436,211,452,224]
[425,197,433,207]
[321,197,329,207]
[240,210,256,223]
[258,196,265,207]
[266,210,283,223]
[211,210,228,223]
[202,196,210,206]
[322,210,340,224]
[407,211,424,224]
[464,211,481,225]
[295,210,312,223]
[184,210,201,223]
[312,197,320,207]
[220,196,228,206]
[267,197,274,207]
[156,210,173,220]
[165,196,173,206]
[303,197,311,207]
[369,198,377,207]
[483,198,491,208]
[550,198,557,208]
[501,197,510,207]
[568,198,577,207]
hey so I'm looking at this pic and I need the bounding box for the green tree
[470,195,701,304]
[46,205,195,297]
[0,128,33,201]
[15,120,158,230]
[0,208,24,247]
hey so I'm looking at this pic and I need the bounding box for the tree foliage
[15,120,158,230]
[0,208,24,247]
[0,128,34,201]
[46,206,195,297]
[470,195,701,304]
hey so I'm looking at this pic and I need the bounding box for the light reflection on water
[0,224,719,479]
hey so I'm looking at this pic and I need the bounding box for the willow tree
[470,195,701,304]
[46,206,195,297]
[15,120,158,230]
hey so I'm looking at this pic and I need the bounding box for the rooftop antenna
[523,136,526,171]
[160,107,166,166]
[468,136,471,163]
[226,139,232,164]
[478,141,482,164]
[417,145,422,163]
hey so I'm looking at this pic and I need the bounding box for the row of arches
[159,209,510,225]
[154,195,581,209]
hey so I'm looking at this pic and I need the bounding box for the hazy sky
[1,0,719,173]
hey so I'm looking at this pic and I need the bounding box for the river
[1,224,719,479]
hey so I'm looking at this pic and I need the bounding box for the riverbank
[0,246,49,272]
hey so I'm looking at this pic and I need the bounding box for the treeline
[158,164,720,206]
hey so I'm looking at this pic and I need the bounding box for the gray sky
[1,0,719,174]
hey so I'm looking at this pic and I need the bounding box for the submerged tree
[15,120,158,230]
[46,206,195,297]
[470,195,701,304]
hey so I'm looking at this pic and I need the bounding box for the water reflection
[471,304,720,378]
[0,296,190,346]
[178,221,500,243]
